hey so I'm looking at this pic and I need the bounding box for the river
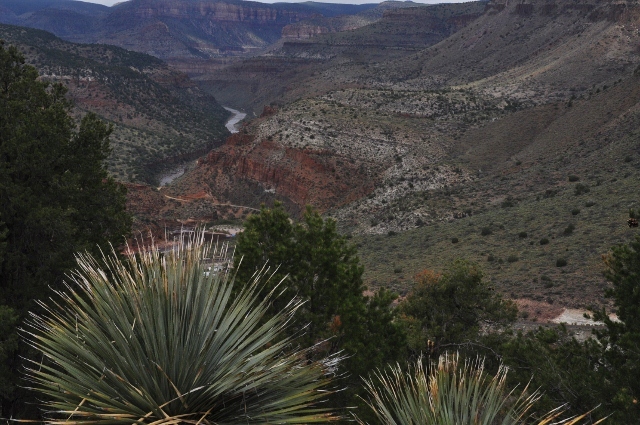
[223,106,247,133]
[158,106,247,186]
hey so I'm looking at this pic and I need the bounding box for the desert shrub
[25,235,338,424]
[564,224,575,235]
[574,183,590,196]
[556,258,568,267]
[501,197,515,208]
[540,238,550,245]
[451,237,459,243]
[571,208,580,215]
[518,231,528,238]
[481,227,492,236]
[358,354,600,425]
[568,175,580,182]
[507,255,519,263]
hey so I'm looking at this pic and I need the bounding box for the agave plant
[24,234,339,424]
[358,353,604,425]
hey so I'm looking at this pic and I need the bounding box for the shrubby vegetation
[359,354,601,425]
[399,261,517,356]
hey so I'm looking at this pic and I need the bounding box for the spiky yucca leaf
[358,354,605,425]
[24,234,339,424]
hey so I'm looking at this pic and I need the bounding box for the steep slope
[354,71,640,306]
[0,24,229,183]
[365,0,640,102]
[170,0,640,308]
[281,1,423,40]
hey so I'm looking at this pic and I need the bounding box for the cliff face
[175,131,377,214]
[95,0,315,59]
[281,14,374,40]
[2,0,323,61]
[122,0,309,23]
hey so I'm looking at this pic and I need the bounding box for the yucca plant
[23,234,340,424]
[358,353,604,425]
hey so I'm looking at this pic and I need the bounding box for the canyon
[3,0,640,311]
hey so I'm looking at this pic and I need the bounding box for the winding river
[223,107,247,133]
[158,106,247,186]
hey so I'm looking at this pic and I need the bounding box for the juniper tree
[0,41,130,418]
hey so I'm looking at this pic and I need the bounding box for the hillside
[0,24,229,183]
[4,0,640,311]
[163,0,640,311]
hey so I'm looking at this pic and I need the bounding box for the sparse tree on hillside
[0,41,130,418]
[399,260,517,356]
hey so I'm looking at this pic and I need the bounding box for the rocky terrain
[4,0,640,311]
[165,0,640,309]
[199,1,487,115]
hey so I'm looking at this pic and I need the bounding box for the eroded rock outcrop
[167,123,378,216]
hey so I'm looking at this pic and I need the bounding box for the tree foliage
[588,235,640,422]
[399,260,517,356]
[234,203,406,407]
[0,41,130,418]
[482,326,607,423]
